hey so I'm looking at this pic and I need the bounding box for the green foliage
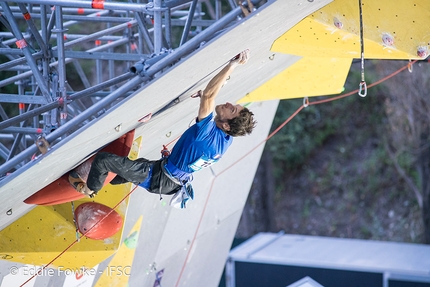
[0,55,19,118]
[266,61,386,176]
[0,17,19,118]
[267,99,332,169]
[66,59,95,90]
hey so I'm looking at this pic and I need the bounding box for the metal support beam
[153,0,164,54]
[0,94,47,104]
[0,76,144,175]
[136,12,155,52]
[53,5,68,126]
[0,3,52,102]
[17,3,48,56]
[0,0,265,177]
[0,72,135,131]
[180,0,198,46]
[6,0,153,13]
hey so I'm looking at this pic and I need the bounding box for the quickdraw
[357,0,367,97]
[160,145,170,158]
[303,97,309,108]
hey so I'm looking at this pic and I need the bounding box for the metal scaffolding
[0,0,261,176]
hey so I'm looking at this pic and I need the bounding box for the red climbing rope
[310,60,417,106]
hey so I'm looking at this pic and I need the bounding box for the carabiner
[408,60,413,73]
[358,81,367,97]
[303,97,309,108]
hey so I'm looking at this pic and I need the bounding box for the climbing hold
[138,113,152,123]
[417,46,428,58]
[75,202,123,240]
[124,231,139,249]
[333,17,343,29]
[382,33,394,46]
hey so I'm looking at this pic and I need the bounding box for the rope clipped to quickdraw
[303,97,309,108]
[161,145,171,158]
[358,0,367,97]
[408,59,414,73]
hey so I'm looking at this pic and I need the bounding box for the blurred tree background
[237,59,430,244]
[0,23,18,119]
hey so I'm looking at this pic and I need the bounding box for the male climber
[69,49,256,200]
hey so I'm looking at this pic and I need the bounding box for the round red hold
[75,202,123,240]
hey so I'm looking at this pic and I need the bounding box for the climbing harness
[358,0,367,97]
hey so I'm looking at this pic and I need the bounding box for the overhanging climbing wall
[0,0,331,286]
[242,0,430,102]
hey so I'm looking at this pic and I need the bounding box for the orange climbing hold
[75,202,123,240]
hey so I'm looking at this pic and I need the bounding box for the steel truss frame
[0,0,261,176]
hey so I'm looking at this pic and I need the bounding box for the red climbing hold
[75,202,123,240]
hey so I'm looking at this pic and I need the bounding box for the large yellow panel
[0,135,146,270]
[239,57,352,102]
[0,183,131,269]
[272,0,430,59]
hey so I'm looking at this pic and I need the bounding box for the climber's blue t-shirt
[166,113,233,180]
